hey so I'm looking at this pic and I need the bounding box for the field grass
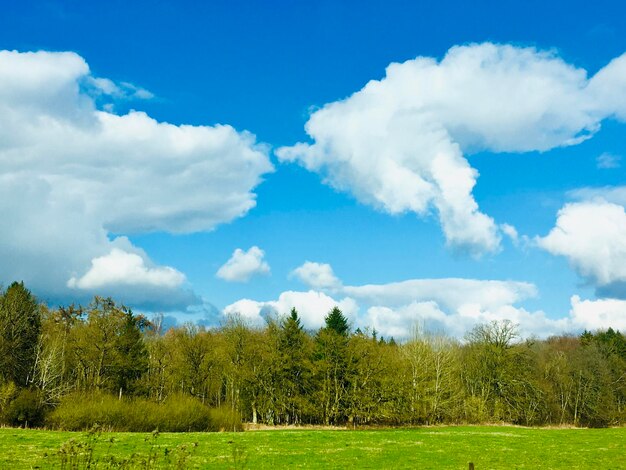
[0,425,625,469]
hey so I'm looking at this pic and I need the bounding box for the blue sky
[1,0,626,337]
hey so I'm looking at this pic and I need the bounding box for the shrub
[0,380,18,423]
[463,396,490,424]
[209,407,243,432]
[5,389,44,427]
[47,391,217,432]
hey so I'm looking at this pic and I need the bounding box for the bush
[209,407,243,432]
[5,389,44,427]
[463,396,490,424]
[0,380,18,423]
[47,391,217,432]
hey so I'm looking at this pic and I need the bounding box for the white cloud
[569,295,626,331]
[66,246,197,311]
[569,185,626,206]
[537,201,626,293]
[291,261,342,290]
[345,277,563,339]
[224,262,573,339]
[500,223,519,245]
[68,248,185,289]
[216,246,270,282]
[0,50,272,308]
[224,279,569,340]
[343,278,537,312]
[222,298,268,326]
[88,77,154,100]
[277,43,626,255]
[224,286,626,338]
[596,152,622,169]
[223,290,358,330]
[362,301,566,340]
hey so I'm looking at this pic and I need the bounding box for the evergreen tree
[315,307,351,424]
[111,309,149,397]
[69,297,148,395]
[278,308,311,424]
[0,282,41,387]
[280,308,304,350]
[324,306,349,336]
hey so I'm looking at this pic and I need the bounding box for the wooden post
[469,463,475,470]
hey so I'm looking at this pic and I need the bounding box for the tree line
[1,281,625,429]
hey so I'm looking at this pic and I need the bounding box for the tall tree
[0,282,41,387]
[68,297,148,395]
[324,307,350,337]
[461,320,521,422]
[315,307,350,425]
[278,308,312,424]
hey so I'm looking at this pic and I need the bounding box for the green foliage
[0,282,41,387]
[276,308,313,424]
[209,407,244,432]
[280,308,304,350]
[68,297,148,396]
[323,306,349,336]
[2,280,626,431]
[5,389,44,428]
[0,380,19,420]
[47,392,215,432]
[314,326,350,425]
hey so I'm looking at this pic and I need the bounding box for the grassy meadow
[1,426,625,469]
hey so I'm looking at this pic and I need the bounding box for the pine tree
[315,306,351,425]
[0,282,41,387]
[280,308,304,350]
[278,308,310,424]
[324,306,349,336]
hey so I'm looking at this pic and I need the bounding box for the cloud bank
[0,50,273,309]
[224,290,358,329]
[278,43,626,256]
[224,263,558,338]
[224,259,626,339]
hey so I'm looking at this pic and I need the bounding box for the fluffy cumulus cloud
[68,248,186,290]
[342,278,537,312]
[343,278,565,339]
[0,50,272,308]
[352,281,626,339]
[223,290,358,329]
[361,302,565,340]
[225,261,575,339]
[225,259,626,338]
[67,246,198,311]
[216,246,270,282]
[537,201,626,298]
[569,295,626,331]
[277,43,626,255]
[291,261,342,290]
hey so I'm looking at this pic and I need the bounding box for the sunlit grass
[0,426,625,469]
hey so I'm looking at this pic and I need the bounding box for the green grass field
[0,426,625,469]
